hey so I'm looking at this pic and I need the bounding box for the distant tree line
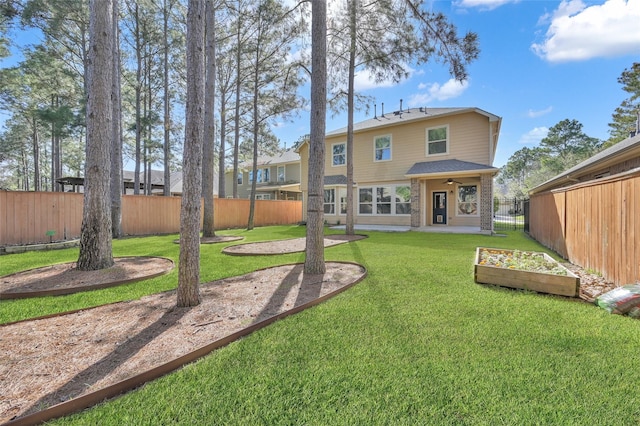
[496,62,640,198]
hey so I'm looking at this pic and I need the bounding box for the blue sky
[273,0,640,167]
[2,1,639,169]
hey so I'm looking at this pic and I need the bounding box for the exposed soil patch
[0,262,366,424]
[0,257,174,299]
[562,262,617,303]
[223,234,367,256]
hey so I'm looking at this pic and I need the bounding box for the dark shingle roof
[324,175,347,185]
[406,159,497,176]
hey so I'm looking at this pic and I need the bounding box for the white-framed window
[358,184,411,215]
[359,188,373,214]
[277,165,285,182]
[252,168,270,183]
[332,142,346,166]
[456,184,478,216]
[237,172,243,185]
[374,135,391,162]
[426,125,448,156]
[324,189,335,214]
[256,193,271,200]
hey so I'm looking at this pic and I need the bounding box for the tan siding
[325,111,492,184]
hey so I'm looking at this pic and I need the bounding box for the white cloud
[518,127,549,145]
[532,0,640,62]
[527,106,553,118]
[407,79,470,105]
[455,0,519,11]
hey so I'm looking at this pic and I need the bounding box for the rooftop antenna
[381,102,385,117]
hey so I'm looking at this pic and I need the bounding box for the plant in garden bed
[478,248,568,275]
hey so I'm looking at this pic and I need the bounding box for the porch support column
[480,173,493,232]
[410,178,420,227]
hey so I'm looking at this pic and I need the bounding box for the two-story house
[297,107,501,232]
[224,149,302,200]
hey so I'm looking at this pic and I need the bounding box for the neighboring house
[57,170,217,197]
[297,107,502,231]
[528,132,640,286]
[225,149,302,200]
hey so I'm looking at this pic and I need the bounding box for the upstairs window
[332,143,346,166]
[426,125,448,156]
[277,166,285,182]
[237,172,243,185]
[374,135,391,162]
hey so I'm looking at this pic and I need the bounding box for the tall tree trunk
[177,0,205,308]
[50,95,56,192]
[111,0,122,238]
[77,0,114,271]
[163,0,171,197]
[202,0,216,238]
[345,0,356,235]
[218,95,226,198]
[32,116,41,192]
[54,96,62,192]
[232,10,241,199]
[305,0,327,274]
[146,50,153,196]
[247,50,259,231]
[134,2,142,195]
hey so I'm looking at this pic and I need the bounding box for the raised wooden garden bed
[474,247,579,297]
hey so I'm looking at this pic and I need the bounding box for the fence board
[530,171,640,287]
[1,191,302,247]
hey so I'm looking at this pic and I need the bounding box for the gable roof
[530,133,640,195]
[235,149,300,171]
[406,159,498,178]
[326,107,501,137]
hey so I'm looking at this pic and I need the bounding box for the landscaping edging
[2,239,80,255]
[2,261,367,426]
[0,257,175,299]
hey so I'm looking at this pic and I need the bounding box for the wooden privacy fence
[0,191,302,246]
[529,169,640,287]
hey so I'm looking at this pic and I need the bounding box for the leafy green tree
[496,146,547,197]
[498,119,601,196]
[540,119,600,175]
[607,62,640,146]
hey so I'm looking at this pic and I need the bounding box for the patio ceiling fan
[443,178,462,185]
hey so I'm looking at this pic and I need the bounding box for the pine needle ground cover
[2,227,639,424]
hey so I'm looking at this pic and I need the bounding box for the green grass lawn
[2,226,640,424]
